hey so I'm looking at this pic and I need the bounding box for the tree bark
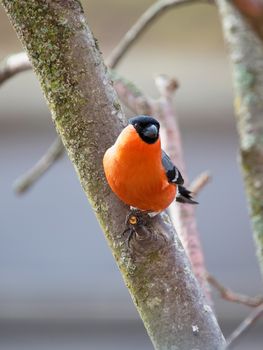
[216,0,263,278]
[1,1,225,349]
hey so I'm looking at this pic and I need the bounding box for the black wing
[161,150,184,185]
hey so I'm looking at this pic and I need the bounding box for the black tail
[176,185,198,205]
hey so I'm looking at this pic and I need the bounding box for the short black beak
[143,124,158,139]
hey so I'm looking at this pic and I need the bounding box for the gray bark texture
[1,1,225,349]
[216,0,263,278]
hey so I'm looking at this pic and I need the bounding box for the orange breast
[103,125,176,212]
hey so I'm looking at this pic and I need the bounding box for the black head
[129,115,160,144]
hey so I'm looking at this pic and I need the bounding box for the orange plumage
[104,124,176,212]
[103,115,196,213]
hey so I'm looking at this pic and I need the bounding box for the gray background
[0,1,262,349]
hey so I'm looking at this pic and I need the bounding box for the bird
[103,115,197,215]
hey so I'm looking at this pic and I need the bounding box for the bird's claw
[122,209,143,248]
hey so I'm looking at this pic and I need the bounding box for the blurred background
[0,1,262,349]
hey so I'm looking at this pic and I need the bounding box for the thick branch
[1,1,225,349]
[107,0,208,69]
[216,0,263,277]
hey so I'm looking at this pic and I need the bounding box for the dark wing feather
[161,150,184,185]
[177,185,198,204]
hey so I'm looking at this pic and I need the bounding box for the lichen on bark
[216,0,263,277]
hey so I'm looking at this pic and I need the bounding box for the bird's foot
[122,209,146,248]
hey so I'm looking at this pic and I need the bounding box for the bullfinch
[103,115,197,215]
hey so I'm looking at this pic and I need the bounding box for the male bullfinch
[103,115,197,215]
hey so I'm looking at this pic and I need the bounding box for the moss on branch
[216,0,263,275]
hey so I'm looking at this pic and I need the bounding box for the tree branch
[154,74,212,304]
[107,0,210,69]
[225,303,263,348]
[1,1,225,349]
[190,171,211,196]
[216,0,263,278]
[0,51,31,85]
[13,137,64,194]
[207,274,263,307]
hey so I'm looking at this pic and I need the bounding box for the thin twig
[107,0,208,69]
[207,273,263,307]
[154,74,183,170]
[154,73,212,304]
[0,52,31,85]
[0,53,65,194]
[190,171,211,196]
[225,303,263,348]
[13,137,64,194]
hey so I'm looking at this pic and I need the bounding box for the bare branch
[107,0,210,69]
[225,303,263,348]
[13,137,64,194]
[190,171,211,196]
[155,74,179,99]
[154,74,184,170]
[0,52,31,85]
[154,73,212,304]
[207,274,263,307]
[0,52,64,194]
